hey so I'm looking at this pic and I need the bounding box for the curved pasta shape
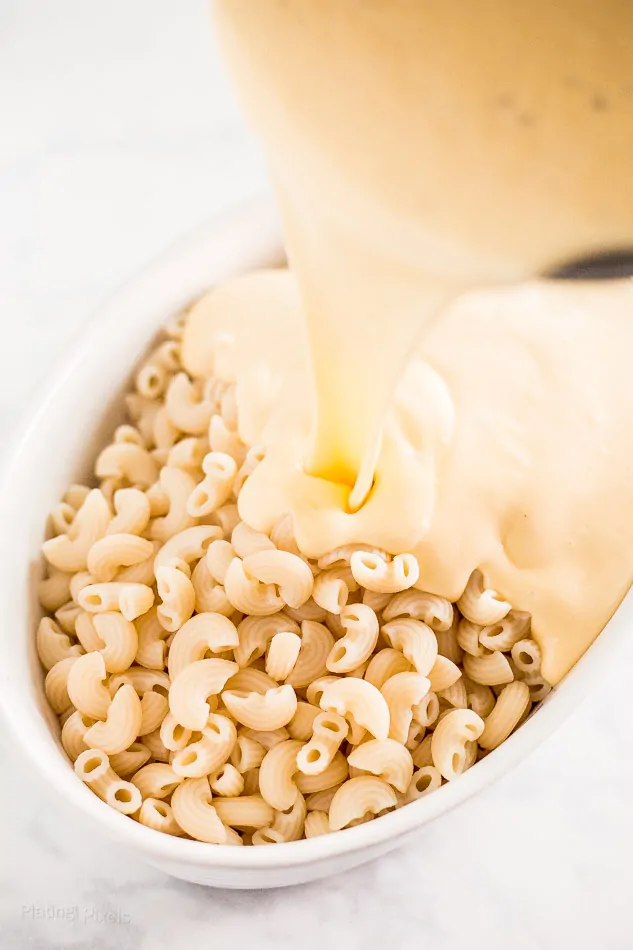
[49,501,76,536]
[42,489,111,573]
[287,701,320,742]
[286,621,334,689]
[92,612,138,673]
[412,690,440,727]
[362,589,392,612]
[167,612,239,679]
[38,570,72,613]
[384,589,453,632]
[84,684,143,755]
[431,708,485,781]
[258,739,303,810]
[166,373,213,435]
[427,655,463,692]
[329,776,397,831]
[313,568,354,615]
[170,777,227,843]
[435,621,464,666]
[479,681,531,750]
[226,667,278,694]
[143,728,170,762]
[305,784,343,812]
[95,442,158,489]
[462,650,514,687]
[284,598,328,623]
[364,648,413,690]
[231,522,275,559]
[511,637,542,675]
[350,551,419,593]
[456,617,487,657]
[234,612,300,668]
[75,612,103,653]
[66,651,111,719]
[326,604,379,674]
[61,709,95,761]
[380,672,430,744]
[233,444,266,495]
[405,766,442,802]
[296,711,348,776]
[213,795,274,830]
[320,677,390,741]
[304,810,331,838]
[77,582,154,622]
[222,684,298,731]
[347,739,414,794]
[138,798,184,836]
[270,513,302,556]
[63,484,91,509]
[135,357,167,399]
[209,763,245,797]
[171,713,237,777]
[152,406,179,454]
[224,557,284,616]
[381,618,438,677]
[439,677,468,709]
[168,658,238,729]
[130,762,183,799]
[54,601,82,635]
[156,566,195,632]
[411,734,434,769]
[109,742,151,777]
[266,631,302,681]
[36,617,83,671]
[230,735,267,772]
[135,607,169,670]
[457,570,512,626]
[154,525,222,575]
[295,751,349,795]
[159,712,192,752]
[167,435,208,475]
[242,549,314,609]
[87,533,154,582]
[69,572,96,605]
[75,749,142,814]
[204,540,236,585]
[109,666,170,697]
[208,413,246,463]
[264,790,307,843]
[115,539,160,586]
[479,611,531,652]
[187,451,237,517]
[464,678,496,718]
[305,675,340,708]
[150,466,197,543]
[318,545,387,571]
[214,503,241,540]
[405,719,426,751]
[522,673,552,703]
[107,488,151,537]
[190,558,233,617]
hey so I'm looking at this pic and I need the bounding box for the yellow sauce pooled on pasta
[184,0,633,684]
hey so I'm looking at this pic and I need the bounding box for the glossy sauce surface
[195,1,633,683]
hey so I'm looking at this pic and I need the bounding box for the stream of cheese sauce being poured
[185,0,633,684]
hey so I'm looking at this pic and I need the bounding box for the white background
[1,3,632,948]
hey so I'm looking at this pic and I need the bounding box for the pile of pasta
[36,310,551,846]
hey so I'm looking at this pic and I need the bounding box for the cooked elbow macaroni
[36,310,550,845]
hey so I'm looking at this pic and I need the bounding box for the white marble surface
[1,3,633,948]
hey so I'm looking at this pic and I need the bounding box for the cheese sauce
[185,1,633,683]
